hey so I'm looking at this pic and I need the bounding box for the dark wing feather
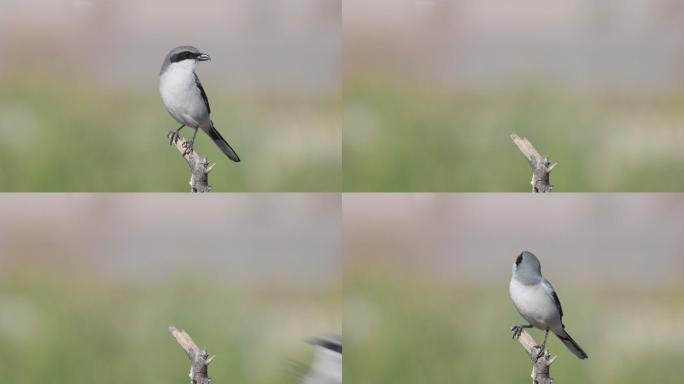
[307,335,342,354]
[542,278,564,318]
[194,73,210,114]
[551,290,563,318]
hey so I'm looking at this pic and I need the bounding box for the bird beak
[197,53,211,61]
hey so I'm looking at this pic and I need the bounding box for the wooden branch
[169,326,215,384]
[168,133,215,193]
[511,133,557,193]
[511,327,556,384]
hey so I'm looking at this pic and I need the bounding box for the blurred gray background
[345,0,684,92]
[0,194,341,283]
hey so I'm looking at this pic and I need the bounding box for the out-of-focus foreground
[344,194,684,383]
[344,0,684,191]
[0,195,341,384]
[0,1,340,191]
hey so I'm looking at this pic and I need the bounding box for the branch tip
[169,326,213,384]
[510,132,555,193]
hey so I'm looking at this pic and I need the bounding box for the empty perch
[510,133,557,192]
[169,326,215,384]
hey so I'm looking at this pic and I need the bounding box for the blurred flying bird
[303,334,342,384]
[160,46,240,162]
[510,251,588,360]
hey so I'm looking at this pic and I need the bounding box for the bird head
[161,46,210,74]
[513,251,543,283]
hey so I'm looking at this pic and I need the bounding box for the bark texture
[169,133,215,193]
[511,327,556,384]
[511,133,557,192]
[169,326,215,384]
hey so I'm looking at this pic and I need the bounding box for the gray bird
[510,251,588,359]
[303,335,342,384]
[160,46,240,162]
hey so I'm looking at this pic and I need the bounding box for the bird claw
[181,140,194,156]
[511,325,524,339]
[533,345,547,361]
[168,130,179,145]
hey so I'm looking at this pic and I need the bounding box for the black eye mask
[515,253,523,266]
[170,51,198,63]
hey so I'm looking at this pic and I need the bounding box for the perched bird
[510,251,588,359]
[303,334,342,384]
[159,46,240,162]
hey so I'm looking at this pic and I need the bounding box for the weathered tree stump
[169,326,215,384]
[511,133,557,192]
[512,327,556,384]
[168,133,215,193]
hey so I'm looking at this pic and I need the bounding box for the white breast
[159,61,210,128]
[303,348,342,384]
[509,278,561,330]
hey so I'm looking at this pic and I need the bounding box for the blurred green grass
[344,77,684,191]
[0,265,340,384]
[345,263,684,383]
[0,74,340,191]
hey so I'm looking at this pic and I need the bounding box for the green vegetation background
[0,75,340,191]
[345,264,684,383]
[0,265,340,384]
[344,78,684,191]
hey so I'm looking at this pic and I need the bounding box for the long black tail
[555,329,588,359]
[206,125,240,162]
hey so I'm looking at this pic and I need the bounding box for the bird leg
[534,329,550,360]
[182,127,199,156]
[169,124,185,145]
[511,324,533,339]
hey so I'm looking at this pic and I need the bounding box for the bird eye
[170,51,196,63]
[515,253,523,266]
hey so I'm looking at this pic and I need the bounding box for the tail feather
[206,125,240,162]
[555,329,588,359]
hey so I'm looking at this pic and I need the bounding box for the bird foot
[168,130,179,145]
[181,140,195,156]
[533,345,547,361]
[511,325,524,339]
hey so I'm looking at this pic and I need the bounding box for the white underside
[159,60,211,130]
[303,348,342,384]
[509,277,563,332]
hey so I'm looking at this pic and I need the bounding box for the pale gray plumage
[160,46,240,162]
[303,335,342,384]
[510,251,588,359]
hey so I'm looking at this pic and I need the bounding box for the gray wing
[542,278,563,318]
[194,73,210,115]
